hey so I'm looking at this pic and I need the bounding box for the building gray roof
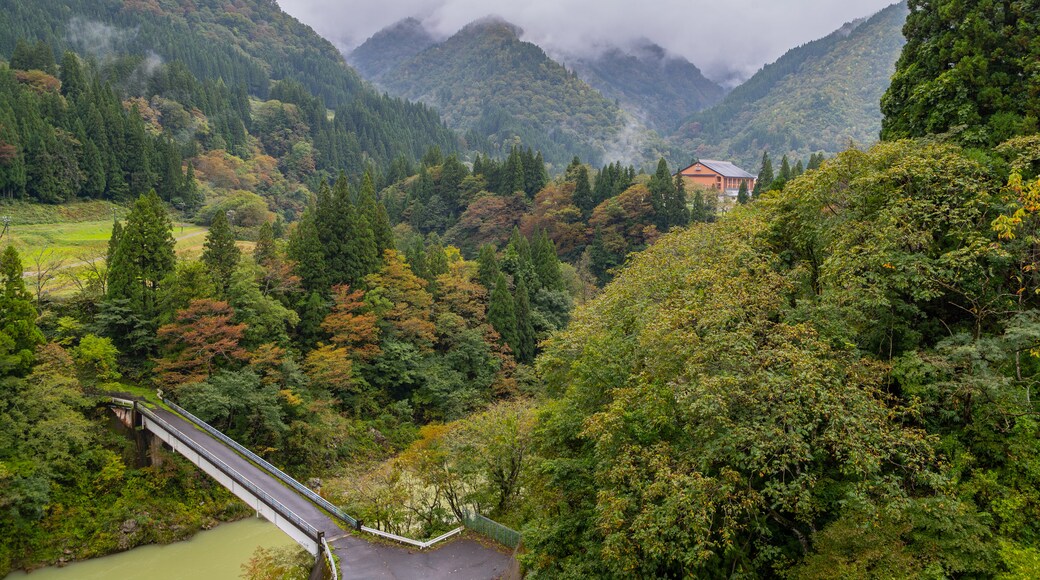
[695,159,756,179]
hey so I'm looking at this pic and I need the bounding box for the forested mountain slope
[563,41,726,133]
[368,18,629,167]
[672,1,908,166]
[347,18,437,83]
[0,0,458,170]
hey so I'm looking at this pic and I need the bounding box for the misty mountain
[366,17,630,167]
[561,41,726,133]
[0,0,458,170]
[347,17,437,82]
[671,1,908,167]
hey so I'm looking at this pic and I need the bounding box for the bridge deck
[149,408,513,579]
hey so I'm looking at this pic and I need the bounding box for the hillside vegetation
[347,18,437,84]
[0,0,458,173]
[366,19,629,167]
[673,2,908,166]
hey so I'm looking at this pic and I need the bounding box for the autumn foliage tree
[365,250,435,349]
[154,299,248,389]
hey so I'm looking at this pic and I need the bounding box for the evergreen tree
[315,176,378,287]
[753,151,773,197]
[503,227,536,296]
[105,190,175,353]
[691,188,708,223]
[737,181,749,205]
[793,159,804,178]
[183,163,202,214]
[202,210,240,295]
[665,173,691,228]
[358,171,394,255]
[648,158,672,230]
[881,0,1040,145]
[296,290,328,350]
[107,219,123,266]
[514,277,535,364]
[506,147,526,195]
[532,231,563,292]
[487,272,517,353]
[477,244,500,289]
[253,222,276,266]
[573,164,594,217]
[80,135,106,199]
[59,51,86,103]
[0,245,44,376]
[778,155,792,181]
[287,208,329,294]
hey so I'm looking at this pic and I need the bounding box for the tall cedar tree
[881,0,1040,146]
[753,151,773,197]
[477,244,500,289]
[253,222,277,266]
[359,171,394,255]
[287,207,329,294]
[487,272,517,353]
[202,210,240,295]
[666,173,691,228]
[648,158,672,230]
[106,191,175,351]
[318,176,379,287]
[514,277,536,364]
[737,181,749,204]
[778,155,792,181]
[0,246,44,376]
[532,231,563,292]
[573,165,594,217]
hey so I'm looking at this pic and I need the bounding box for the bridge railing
[163,398,359,528]
[136,404,321,542]
[321,536,338,580]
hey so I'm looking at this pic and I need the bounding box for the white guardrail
[321,536,338,580]
[360,525,465,549]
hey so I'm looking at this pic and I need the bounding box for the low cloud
[66,17,137,59]
[277,0,897,83]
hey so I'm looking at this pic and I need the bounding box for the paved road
[151,408,513,579]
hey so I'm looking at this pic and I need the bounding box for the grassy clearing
[4,201,208,296]
[0,199,128,225]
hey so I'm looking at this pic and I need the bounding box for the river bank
[4,518,296,579]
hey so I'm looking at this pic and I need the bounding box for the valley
[2,0,1040,578]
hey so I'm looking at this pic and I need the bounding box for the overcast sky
[276,0,897,85]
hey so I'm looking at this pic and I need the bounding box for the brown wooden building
[677,160,757,200]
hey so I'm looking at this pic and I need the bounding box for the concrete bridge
[108,398,516,579]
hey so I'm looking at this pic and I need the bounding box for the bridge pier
[106,402,153,468]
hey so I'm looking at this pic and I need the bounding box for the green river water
[6,518,296,580]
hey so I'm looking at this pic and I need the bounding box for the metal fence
[163,398,358,528]
[463,511,522,549]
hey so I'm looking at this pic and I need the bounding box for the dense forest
[0,0,459,176]
[4,0,1040,577]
